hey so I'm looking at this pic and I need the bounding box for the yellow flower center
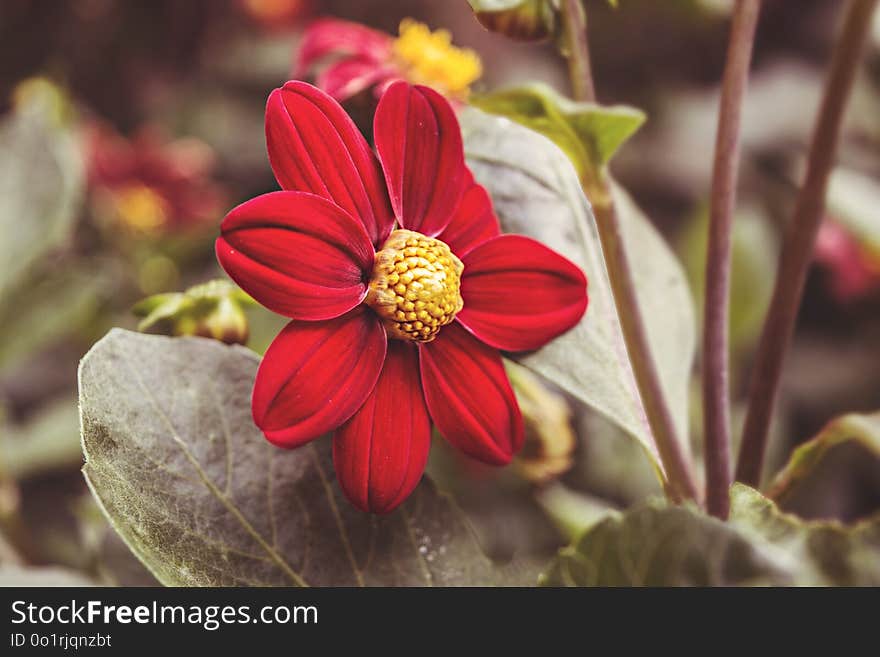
[391,19,482,100]
[366,230,464,342]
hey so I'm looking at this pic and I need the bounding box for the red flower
[296,18,482,102]
[815,221,880,303]
[87,122,225,235]
[216,80,588,513]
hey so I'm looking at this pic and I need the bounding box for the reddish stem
[736,0,878,486]
[703,0,762,519]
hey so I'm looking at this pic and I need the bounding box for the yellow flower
[392,20,482,100]
[297,17,483,102]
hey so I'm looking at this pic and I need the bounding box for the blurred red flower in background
[236,0,312,31]
[216,80,588,513]
[86,123,226,236]
[295,18,482,102]
[815,220,880,303]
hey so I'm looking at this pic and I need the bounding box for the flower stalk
[736,0,878,486]
[561,0,596,103]
[703,0,762,520]
[560,1,699,503]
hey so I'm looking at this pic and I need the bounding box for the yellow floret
[392,19,482,100]
[366,229,464,342]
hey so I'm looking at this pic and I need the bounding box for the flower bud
[133,280,255,345]
[507,361,576,483]
[469,0,558,42]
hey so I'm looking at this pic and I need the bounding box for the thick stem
[561,0,698,502]
[736,0,877,486]
[703,0,762,519]
[561,0,596,102]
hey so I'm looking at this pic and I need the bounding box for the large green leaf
[460,107,695,477]
[541,490,785,586]
[79,329,537,587]
[766,412,880,504]
[541,484,880,586]
[729,484,880,586]
[0,87,84,304]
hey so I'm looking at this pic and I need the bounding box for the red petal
[296,19,392,75]
[253,309,387,448]
[216,191,373,321]
[374,82,466,236]
[457,235,588,352]
[419,323,523,465]
[333,341,430,514]
[265,81,394,245]
[437,176,501,257]
[316,58,396,102]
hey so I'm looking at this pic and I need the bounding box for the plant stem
[561,0,596,102]
[736,0,877,487]
[561,0,699,503]
[703,0,762,519]
[592,190,699,503]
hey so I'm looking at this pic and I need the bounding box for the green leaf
[678,204,778,358]
[541,489,787,586]
[728,484,880,586]
[542,484,880,586]
[79,329,537,587]
[569,409,663,506]
[471,83,645,185]
[0,86,84,303]
[0,396,83,480]
[535,483,620,541]
[460,107,695,479]
[0,261,113,372]
[766,412,880,504]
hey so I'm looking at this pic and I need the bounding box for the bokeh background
[1,0,878,583]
